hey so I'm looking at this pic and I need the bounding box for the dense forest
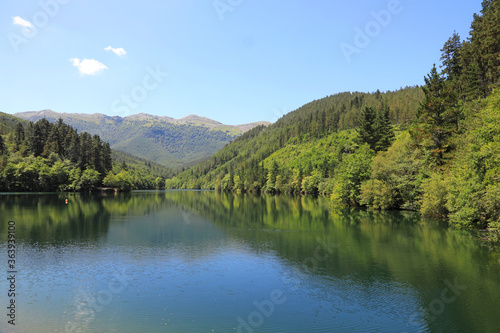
[165,86,423,190]
[166,0,500,230]
[0,113,173,191]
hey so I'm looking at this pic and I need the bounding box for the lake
[0,190,499,333]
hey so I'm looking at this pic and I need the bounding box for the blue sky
[0,0,482,125]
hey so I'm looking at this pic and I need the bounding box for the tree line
[0,117,169,192]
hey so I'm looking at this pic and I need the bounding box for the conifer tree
[412,65,459,164]
[27,122,44,156]
[375,106,395,151]
[14,123,24,151]
[102,142,113,172]
[68,131,80,165]
[357,107,377,150]
[440,31,462,80]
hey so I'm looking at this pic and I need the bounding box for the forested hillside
[165,86,423,190]
[0,114,172,191]
[15,110,269,168]
[167,0,500,230]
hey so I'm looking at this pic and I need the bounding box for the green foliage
[0,112,29,135]
[155,177,165,190]
[357,106,395,152]
[357,107,377,150]
[446,90,500,228]
[301,170,322,195]
[411,65,460,165]
[368,132,425,210]
[330,144,374,207]
[111,150,173,179]
[375,106,395,151]
[78,168,101,192]
[420,173,449,219]
[359,179,395,210]
[103,170,133,191]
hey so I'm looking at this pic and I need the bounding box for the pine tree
[14,123,24,151]
[357,107,377,150]
[440,31,462,80]
[69,131,81,165]
[79,132,92,169]
[375,106,395,151]
[42,126,61,158]
[102,142,113,172]
[458,41,485,100]
[91,135,104,174]
[27,123,44,156]
[412,65,459,164]
[469,0,500,95]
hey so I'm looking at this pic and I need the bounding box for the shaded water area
[0,190,499,332]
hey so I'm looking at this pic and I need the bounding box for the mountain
[14,110,269,169]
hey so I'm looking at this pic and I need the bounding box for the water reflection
[0,191,499,333]
[161,191,500,333]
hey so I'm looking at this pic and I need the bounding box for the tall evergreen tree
[102,142,113,172]
[458,41,485,100]
[469,0,500,95]
[412,65,459,164]
[440,31,462,80]
[14,123,24,150]
[357,107,377,150]
[91,135,104,174]
[68,131,81,165]
[42,126,61,158]
[80,132,92,169]
[27,122,44,156]
[375,106,395,151]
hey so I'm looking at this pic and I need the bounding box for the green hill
[165,86,424,189]
[14,110,269,169]
[0,111,29,135]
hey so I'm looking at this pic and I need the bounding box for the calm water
[0,191,499,333]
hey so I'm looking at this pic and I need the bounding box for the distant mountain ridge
[15,110,269,168]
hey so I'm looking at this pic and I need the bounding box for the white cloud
[13,16,34,31]
[104,46,127,57]
[70,58,108,76]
